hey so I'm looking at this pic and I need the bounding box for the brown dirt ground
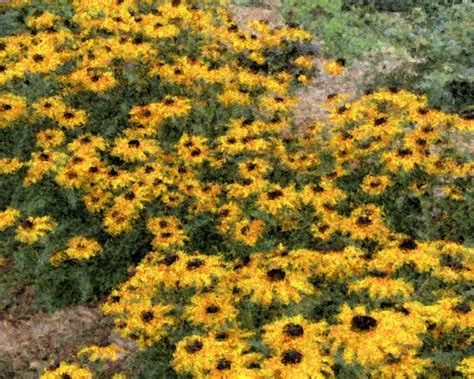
[0,281,113,377]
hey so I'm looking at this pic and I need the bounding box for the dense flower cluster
[0,0,472,378]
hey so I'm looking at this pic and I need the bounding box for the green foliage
[280,0,474,114]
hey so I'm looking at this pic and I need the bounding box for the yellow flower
[40,362,93,379]
[77,343,125,362]
[257,184,299,215]
[294,55,314,69]
[50,236,103,266]
[323,60,345,76]
[0,157,23,174]
[0,93,27,127]
[456,356,474,377]
[26,11,61,30]
[0,208,20,231]
[15,215,56,244]
[348,277,414,300]
[36,129,65,149]
[147,216,187,250]
[361,175,391,195]
[54,108,88,129]
[184,290,238,328]
[231,250,315,305]
[329,304,426,367]
[176,133,209,165]
[233,218,265,246]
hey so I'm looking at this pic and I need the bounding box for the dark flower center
[369,270,389,278]
[356,216,372,226]
[190,148,201,157]
[312,184,324,193]
[2,103,12,111]
[216,358,231,370]
[398,239,417,250]
[61,374,72,379]
[374,117,387,126]
[32,54,44,62]
[318,224,329,233]
[63,112,75,119]
[266,268,286,281]
[336,58,346,67]
[247,163,257,171]
[186,259,204,270]
[281,349,303,365]
[141,311,154,322]
[351,315,377,331]
[162,254,178,266]
[283,323,304,337]
[267,190,283,200]
[88,166,99,173]
[397,148,413,157]
[124,192,135,200]
[337,105,347,114]
[206,305,220,314]
[141,109,151,117]
[369,179,382,188]
[215,331,229,340]
[111,295,120,303]
[22,220,34,228]
[109,168,119,177]
[418,107,429,115]
[453,302,471,314]
[185,340,203,354]
[247,362,261,369]
[128,139,140,147]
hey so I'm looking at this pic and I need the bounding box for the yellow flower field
[0,0,472,378]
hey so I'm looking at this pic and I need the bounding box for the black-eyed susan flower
[233,218,265,247]
[0,157,23,175]
[0,93,27,127]
[342,204,392,243]
[348,276,414,300]
[176,133,209,165]
[184,289,238,328]
[54,107,88,129]
[230,250,315,305]
[456,356,474,377]
[40,362,94,379]
[36,129,65,149]
[147,216,187,250]
[15,215,56,244]
[329,304,426,368]
[49,236,103,266]
[77,343,125,362]
[361,175,391,195]
[0,208,20,231]
[257,184,299,216]
[323,60,344,76]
